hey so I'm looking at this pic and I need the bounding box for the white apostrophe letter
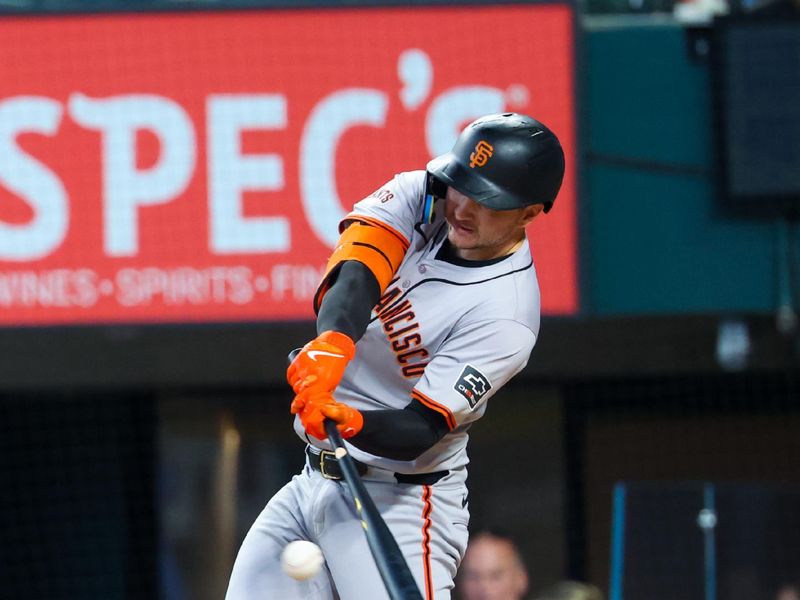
[69,93,196,257]
[0,97,68,261]
[207,95,288,254]
[425,86,505,158]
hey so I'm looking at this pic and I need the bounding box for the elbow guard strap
[314,220,408,312]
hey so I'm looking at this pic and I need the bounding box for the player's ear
[520,203,544,226]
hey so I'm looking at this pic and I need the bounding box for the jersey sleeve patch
[454,365,493,409]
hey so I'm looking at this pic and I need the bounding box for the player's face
[444,187,542,261]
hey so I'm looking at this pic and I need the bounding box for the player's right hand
[290,388,334,440]
[286,330,356,394]
[291,388,364,440]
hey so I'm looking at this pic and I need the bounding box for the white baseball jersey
[229,170,543,600]
[294,169,540,473]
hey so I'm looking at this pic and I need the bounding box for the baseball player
[226,113,565,599]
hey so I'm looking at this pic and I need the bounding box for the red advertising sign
[0,5,577,325]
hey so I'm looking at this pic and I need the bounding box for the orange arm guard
[313,219,409,313]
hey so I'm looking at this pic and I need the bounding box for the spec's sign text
[0,6,576,325]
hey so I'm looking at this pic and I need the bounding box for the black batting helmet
[426,113,565,213]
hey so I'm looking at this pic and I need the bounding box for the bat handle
[324,417,345,448]
[288,348,302,364]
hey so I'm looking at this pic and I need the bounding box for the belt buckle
[319,450,342,480]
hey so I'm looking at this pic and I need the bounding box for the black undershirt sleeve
[315,259,451,460]
[348,399,452,461]
[316,260,381,341]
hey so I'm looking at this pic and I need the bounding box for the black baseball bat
[288,349,423,600]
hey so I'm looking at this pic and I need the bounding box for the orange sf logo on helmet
[469,140,494,168]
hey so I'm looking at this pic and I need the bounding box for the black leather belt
[305,447,448,485]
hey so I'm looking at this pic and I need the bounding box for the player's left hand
[287,330,356,394]
[291,388,363,440]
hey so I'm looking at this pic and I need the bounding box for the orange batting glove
[289,387,325,419]
[319,402,364,439]
[290,388,363,440]
[287,330,356,394]
[291,389,329,440]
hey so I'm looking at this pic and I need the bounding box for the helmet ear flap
[423,172,448,224]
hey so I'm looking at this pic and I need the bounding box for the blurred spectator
[673,0,729,25]
[458,528,530,600]
[534,580,605,600]
[775,584,800,600]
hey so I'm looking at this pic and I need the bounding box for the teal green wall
[583,20,779,315]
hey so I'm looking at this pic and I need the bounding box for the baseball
[281,540,324,580]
